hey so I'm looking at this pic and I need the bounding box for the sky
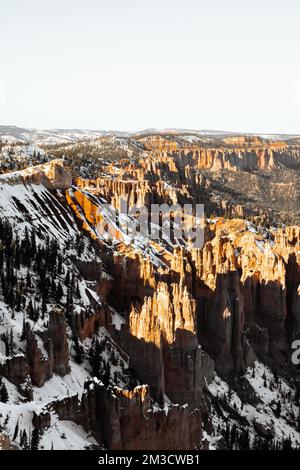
[0,0,299,133]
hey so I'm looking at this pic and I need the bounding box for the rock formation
[0,133,299,450]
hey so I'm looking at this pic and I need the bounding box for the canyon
[0,131,299,450]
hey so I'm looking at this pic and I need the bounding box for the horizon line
[0,124,299,137]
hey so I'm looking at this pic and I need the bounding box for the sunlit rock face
[0,158,72,189]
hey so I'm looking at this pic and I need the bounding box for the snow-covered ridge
[207,362,300,449]
[0,126,130,146]
[1,125,299,146]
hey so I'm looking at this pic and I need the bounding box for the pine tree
[42,296,47,316]
[20,316,26,341]
[240,429,250,450]
[65,270,70,287]
[13,420,19,441]
[30,230,36,258]
[224,423,230,449]
[0,382,9,403]
[282,436,292,450]
[57,256,62,275]
[20,430,28,450]
[102,363,111,387]
[264,377,267,387]
[230,423,237,449]
[56,282,64,303]
[30,427,40,450]
[1,332,9,356]
[90,338,101,376]
[275,401,281,418]
[9,328,14,354]
[16,285,22,311]
[27,300,34,320]
[26,269,31,288]
[73,335,84,364]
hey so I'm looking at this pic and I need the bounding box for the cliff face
[33,382,202,450]
[125,281,214,406]
[47,309,70,376]
[0,355,29,387]
[94,384,202,450]
[26,325,54,387]
[190,222,299,375]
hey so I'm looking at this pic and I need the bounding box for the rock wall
[94,384,202,450]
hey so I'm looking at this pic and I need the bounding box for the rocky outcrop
[25,158,72,189]
[26,324,53,387]
[47,309,70,376]
[94,384,202,450]
[125,281,213,405]
[25,310,70,386]
[0,354,29,387]
[40,159,72,189]
[47,392,96,432]
[32,410,51,433]
[36,382,202,450]
[0,159,72,189]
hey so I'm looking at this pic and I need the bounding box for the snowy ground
[0,361,97,450]
[207,361,300,449]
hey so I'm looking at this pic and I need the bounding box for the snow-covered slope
[0,183,77,242]
[0,126,130,145]
[206,362,300,449]
[0,177,131,450]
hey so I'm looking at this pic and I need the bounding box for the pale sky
[0,0,299,133]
